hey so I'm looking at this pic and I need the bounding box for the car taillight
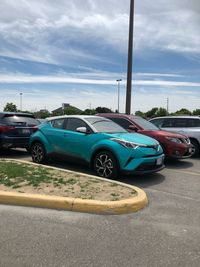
[0,125,15,133]
[32,126,38,133]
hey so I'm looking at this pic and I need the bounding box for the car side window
[151,119,163,128]
[171,118,188,127]
[65,118,88,132]
[109,118,131,130]
[162,119,173,127]
[51,119,65,129]
[188,119,200,127]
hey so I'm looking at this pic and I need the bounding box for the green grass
[0,162,59,188]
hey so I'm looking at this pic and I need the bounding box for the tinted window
[188,119,200,127]
[65,118,87,132]
[151,118,164,128]
[162,119,174,127]
[109,118,131,130]
[133,117,159,130]
[51,119,65,129]
[2,115,39,126]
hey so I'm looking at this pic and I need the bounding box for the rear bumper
[0,137,30,148]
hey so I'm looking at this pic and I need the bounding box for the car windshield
[133,117,159,130]
[85,118,127,133]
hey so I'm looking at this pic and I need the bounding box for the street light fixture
[20,92,23,111]
[116,79,122,113]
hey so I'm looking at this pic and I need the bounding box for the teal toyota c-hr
[29,115,165,178]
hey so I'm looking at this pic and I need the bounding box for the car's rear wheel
[93,151,119,179]
[190,139,200,157]
[31,142,47,163]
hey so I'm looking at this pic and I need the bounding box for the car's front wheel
[93,151,119,179]
[31,142,47,163]
[190,139,200,157]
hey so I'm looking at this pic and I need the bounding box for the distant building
[52,103,82,114]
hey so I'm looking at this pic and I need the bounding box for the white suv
[150,116,200,156]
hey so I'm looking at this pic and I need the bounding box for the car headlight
[111,138,147,149]
[165,137,182,144]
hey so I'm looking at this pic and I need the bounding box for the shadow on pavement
[0,148,31,160]
[118,172,165,188]
[165,159,193,169]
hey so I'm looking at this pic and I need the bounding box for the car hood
[139,130,187,138]
[108,132,159,145]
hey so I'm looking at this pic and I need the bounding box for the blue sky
[0,0,199,113]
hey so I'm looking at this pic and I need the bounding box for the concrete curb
[0,159,148,215]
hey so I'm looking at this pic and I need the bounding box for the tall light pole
[20,92,23,111]
[125,0,134,114]
[116,79,122,113]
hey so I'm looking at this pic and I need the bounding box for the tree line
[3,102,200,119]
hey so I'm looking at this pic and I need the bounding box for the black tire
[31,142,47,163]
[93,151,119,179]
[190,139,200,157]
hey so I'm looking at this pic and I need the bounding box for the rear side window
[109,117,131,130]
[151,118,164,128]
[51,119,65,129]
[187,119,200,127]
[2,115,39,126]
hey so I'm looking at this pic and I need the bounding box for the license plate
[22,129,30,134]
[156,157,163,165]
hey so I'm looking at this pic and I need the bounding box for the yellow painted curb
[0,159,148,214]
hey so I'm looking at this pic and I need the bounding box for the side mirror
[76,127,87,134]
[128,125,138,132]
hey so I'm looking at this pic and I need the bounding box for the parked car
[97,113,193,159]
[150,116,200,156]
[0,112,39,150]
[29,115,165,178]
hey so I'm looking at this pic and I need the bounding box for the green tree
[81,109,96,115]
[95,107,113,113]
[135,110,145,118]
[63,106,81,115]
[156,107,168,117]
[145,107,159,118]
[33,109,51,119]
[193,109,200,115]
[174,108,191,115]
[3,102,17,112]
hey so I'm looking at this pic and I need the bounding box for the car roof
[46,115,107,121]
[0,112,35,118]
[96,113,140,120]
[150,116,200,120]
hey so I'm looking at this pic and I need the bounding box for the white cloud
[0,72,200,88]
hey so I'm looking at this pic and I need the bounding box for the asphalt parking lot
[0,149,200,267]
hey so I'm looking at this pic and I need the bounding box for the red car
[97,113,193,159]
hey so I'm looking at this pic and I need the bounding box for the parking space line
[166,169,200,176]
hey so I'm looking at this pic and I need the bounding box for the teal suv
[29,115,165,178]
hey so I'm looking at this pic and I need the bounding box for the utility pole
[125,0,134,114]
[167,98,169,114]
[20,92,23,111]
[116,79,122,113]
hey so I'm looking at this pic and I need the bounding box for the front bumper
[166,145,193,159]
[121,153,165,175]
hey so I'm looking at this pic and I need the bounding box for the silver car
[150,116,200,156]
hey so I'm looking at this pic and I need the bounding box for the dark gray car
[0,112,39,150]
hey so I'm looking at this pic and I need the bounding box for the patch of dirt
[0,160,137,201]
